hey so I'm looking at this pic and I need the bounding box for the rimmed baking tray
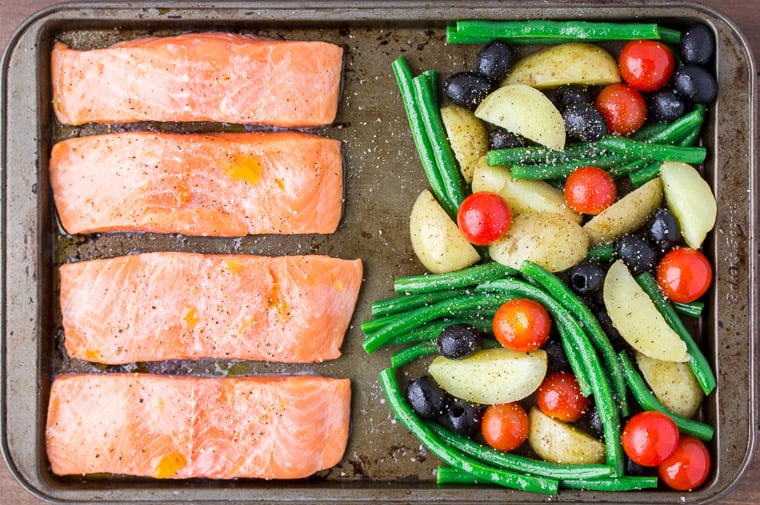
[1,1,756,503]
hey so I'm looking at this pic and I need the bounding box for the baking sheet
[1,1,757,503]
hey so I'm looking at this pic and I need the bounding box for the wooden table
[0,1,757,503]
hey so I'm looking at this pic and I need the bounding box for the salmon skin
[46,373,351,479]
[51,32,344,127]
[60,253,363,364]
[50,131,343,236]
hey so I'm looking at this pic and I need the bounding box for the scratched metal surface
[1,1,756,504]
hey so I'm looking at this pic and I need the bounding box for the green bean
[362,293,507,354]
[486,142,599,167]
[618,352,715,441]
[635,272,716,395]
[510,152,630,180]
[586,243,614,262]
[413,73,468,210]
[394,262,516,293]
[678,124,703,147]
[556,318,593,397]
[607,158,649,178]
[628,160,663,187]
[428,423,613,480]
[596,135,706,164]
[390,341,438,368]
[422,69,439,106]
[371,288,468,317]
[379,368,560,494]
[447,20,663,44]
[645,107,705,145]
[562,476,659,491]
[385,318,492,346]
[477,278,624,476]
[520,261,629,417]
[657,26,682,45]
[631,122,671,141]
[674,300,705,318]
[391,57,456,218]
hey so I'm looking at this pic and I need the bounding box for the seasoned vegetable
[481,402,530,451]
[437,324,483,359]
[536,371,590,423]
[659,161,717,248]
[563,165,617,215]
[405,375,447,419]
[493,298,552,352]
[617,40,675,91]
[457,191,512,246]
[635,352,705,418]
[621,411,679,466]
[440,105,489,183]
[528,407,606,465]
[595,83,647,135]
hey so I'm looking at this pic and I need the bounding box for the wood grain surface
[1,1,757,504]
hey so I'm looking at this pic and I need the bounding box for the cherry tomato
[618,40,675,92]
[656,247,713,303]
[493,298,551,352]
[621,411,680,467]
[457,191,512,246]
[563,166,617,215]
[658,435,712,491]
[481,402,530,452]
[595,83,647,135]
[536,371,590,423]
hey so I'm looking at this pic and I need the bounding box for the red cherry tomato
[493,298,551,352]
[595,83,647,135]
[536,371,590,423]
[621,411,680,467]
[481,403,530,452]
[563,166,617,215]
[457,191,512,246]
[618,40,675,92]
[656,247,713,303]
[658,435,712,491]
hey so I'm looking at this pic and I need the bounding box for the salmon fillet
[51,33,344,126]
[49,131,343,236]
[60,253,363,364]
[46,373,351,479]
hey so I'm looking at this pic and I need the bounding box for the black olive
[405,375,446,419]
[543,337,571,374]
[569,261,605,294]
[680,23,715,66]
[583,404,604,438]
[648,88,688,123]
[553,85,594,111]
[563,102,607,142]
[489,128,526,150]
[673,64,718,105]
[443,71,495,109]
[437,324,482,359]
[626,457,651,477]
[615,235,658,275]
[476,41,513,82]
[647,208,682,251]
[442,397,482,436]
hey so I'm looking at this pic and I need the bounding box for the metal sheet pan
[1,1,756,503]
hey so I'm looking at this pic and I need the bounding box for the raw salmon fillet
[60,253,363,364]
[51,32,343,126]
[50,131,343,236]
[46,373,351,479]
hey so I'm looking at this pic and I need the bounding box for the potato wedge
[528,407,606,465]
[635,352,704,418]
[471,156,581,223]
[440,105,488,184]
[409,190,480,274]
[603,260,689,362]
[660,161,717,248]
[504,43,621,89]
[489,211,588,272]
[428,348,547,405]
[583,177,663,245]
[475,84,565,151]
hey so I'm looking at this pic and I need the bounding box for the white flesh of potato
[409,190,480,274]
[503,43,621,89]
[489,211,588,272]
[660,161,717,248]
[428,348,547,405]
[583,177,663,245]
[475,84,565,151]
[603,260,689,362]
[635,352,704,418]
[471,156,581,223]
[440,105,488,184]
[528,407,606,465]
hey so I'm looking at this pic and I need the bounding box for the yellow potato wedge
[440,105,489,184]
